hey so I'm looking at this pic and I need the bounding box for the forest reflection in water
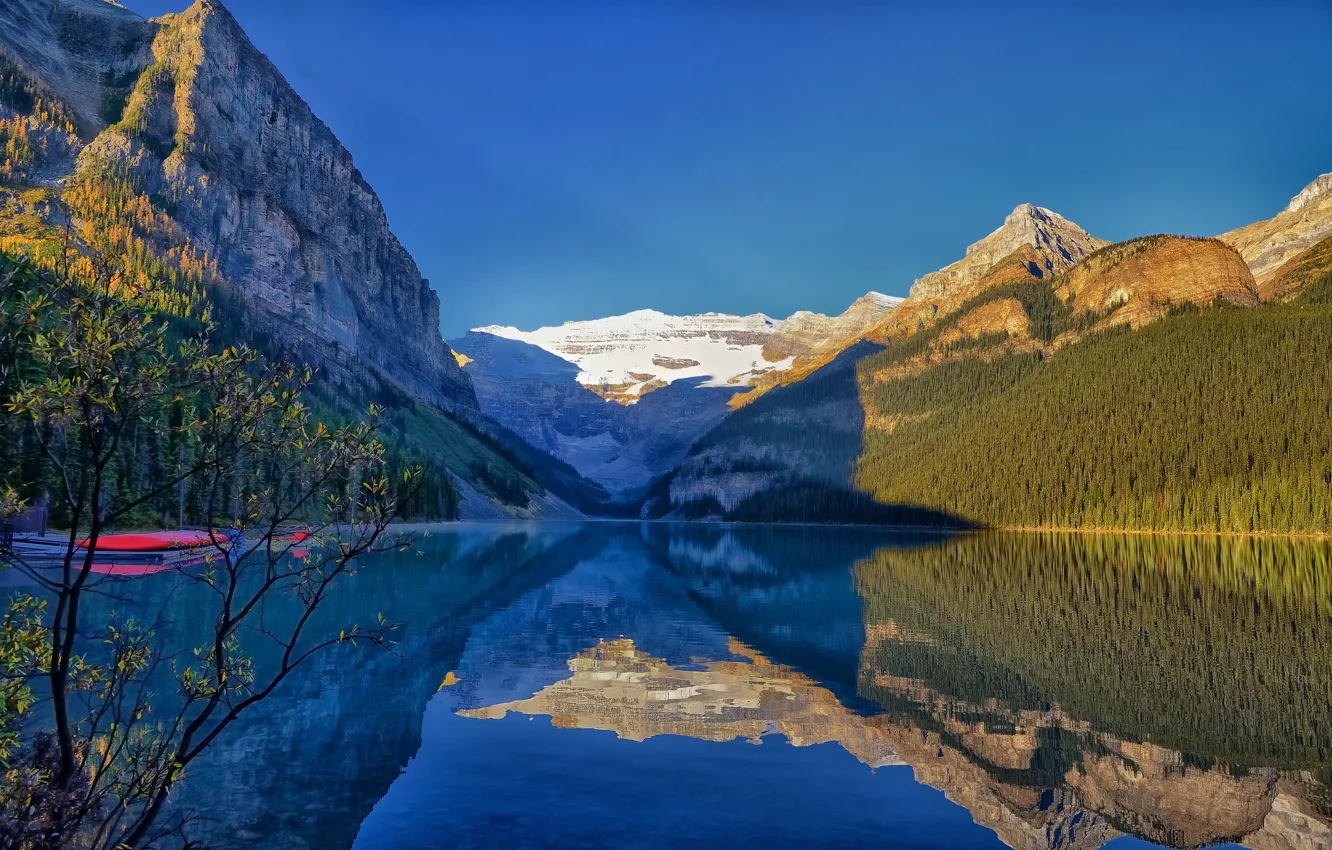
[69,523,1329,849]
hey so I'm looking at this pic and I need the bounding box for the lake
[54,523,1332,848]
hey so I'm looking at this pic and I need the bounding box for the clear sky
[123,0,1332,337]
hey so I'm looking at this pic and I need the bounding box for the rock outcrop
[1221,173,1332,285]
[1259,234,1332,302]
[1055,235,1259,330]
[762,291,904,359]
[864,235,1258,386]
[731,291,903,406]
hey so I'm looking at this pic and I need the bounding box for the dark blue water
[50,523,1332,848]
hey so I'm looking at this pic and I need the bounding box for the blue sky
[124,0,1332,337]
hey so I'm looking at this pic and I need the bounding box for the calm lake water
[57,523,1332,848]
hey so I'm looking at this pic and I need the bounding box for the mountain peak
[915,204,1106,300]
[172,0,229,19]
[1008,202,1058,220]
[859,291,906,308]
[1283,173,1332,216]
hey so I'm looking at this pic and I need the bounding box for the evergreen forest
[856,290,1332,533]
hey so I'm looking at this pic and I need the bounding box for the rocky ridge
[912,204,1107,300]
[873,203,1106,341]
[1055,235,1258,328]
[474,292,904,406]
[730,291,903,406]
[1221,173,1332,286]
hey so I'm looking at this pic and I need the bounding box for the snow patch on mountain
[473,309,797,400]
[865,291,906,308]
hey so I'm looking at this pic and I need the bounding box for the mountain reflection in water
[66,523,1329,849]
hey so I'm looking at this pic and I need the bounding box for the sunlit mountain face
[65,523,1323,849]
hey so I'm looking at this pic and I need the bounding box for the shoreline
[396,518,1332,541]
[995,524,1332,541]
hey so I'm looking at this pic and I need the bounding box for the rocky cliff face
[0,0,153,138]
[1221,173,1332,287]
[0,0,475,410]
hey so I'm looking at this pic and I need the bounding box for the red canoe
[76,530,221,552]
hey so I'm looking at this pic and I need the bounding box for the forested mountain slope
[648,194,1332,532]
[643,342,968,528]
[850,234,1311,534]
[857,297,1332,533]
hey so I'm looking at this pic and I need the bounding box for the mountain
[449,330,737,496]
[916,204,1107,299]
[474,309,791,404]
[1220,172,1332,293]
[0,0,607,518]
[654,203,1110,521]
[459,293,904,495]
[1,0,470,407]
[652,195,1322,532]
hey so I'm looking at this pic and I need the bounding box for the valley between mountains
[3,0,1331,533]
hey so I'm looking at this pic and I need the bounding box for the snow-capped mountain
[473,310,790,403]
[455,292,904,495]
[472,294,903,405]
